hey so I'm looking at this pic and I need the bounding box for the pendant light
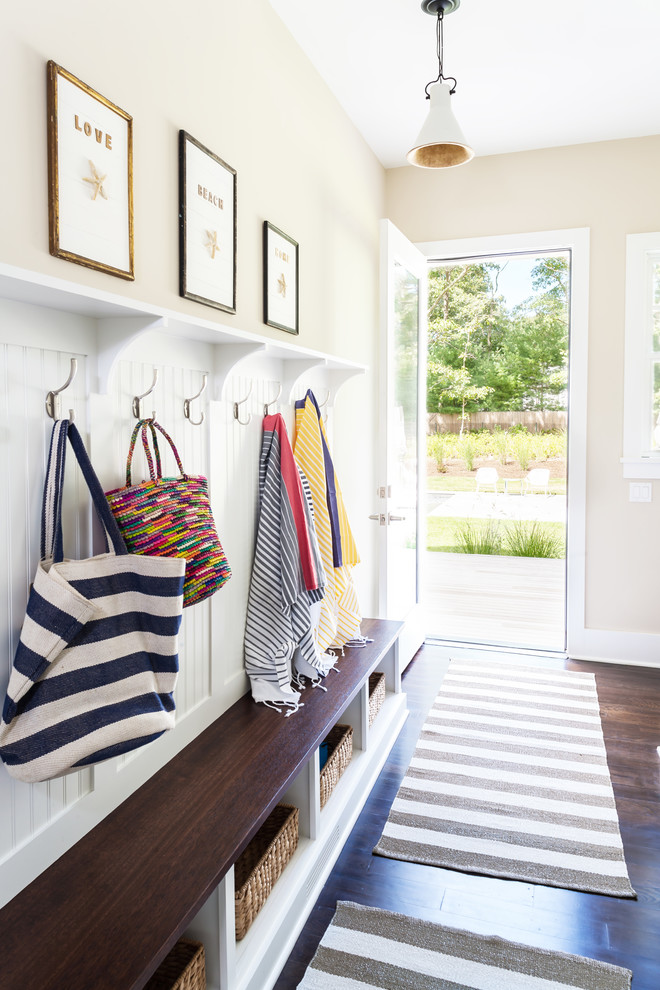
[407,0,474,169]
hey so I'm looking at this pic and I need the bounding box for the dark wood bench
[0,617,404,990]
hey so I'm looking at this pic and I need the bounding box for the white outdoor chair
[475,467,499,493]
[523,468,550,495]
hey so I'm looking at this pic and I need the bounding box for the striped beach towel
[0,420,185,784]
[293,390,361,651]
[244,415,335,713]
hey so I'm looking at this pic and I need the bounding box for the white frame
[621,232,660,478]
[47,61,134,280]
[417,228,590,659]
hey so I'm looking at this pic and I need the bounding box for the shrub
[454,519,502,555]
[492,427,510,465]
[459,433,477,471]
[542,428,567,460]
[427,432,448,471]
[512,432,533,471]
[503,521,564,558]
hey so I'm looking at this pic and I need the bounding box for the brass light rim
[406,139,475,168]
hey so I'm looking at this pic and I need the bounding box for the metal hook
[233,382,253,426]
[184,372,208,426]
[132,368,159,419]
[45,357,78,421]
[317,388,330,409]
[263,382,282,416]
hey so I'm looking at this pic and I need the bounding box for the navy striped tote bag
[0,420,185,783]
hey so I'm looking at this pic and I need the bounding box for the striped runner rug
[373,658,635,897]
[298,902,632,989]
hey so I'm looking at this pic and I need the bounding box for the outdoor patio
[422,491,566,652]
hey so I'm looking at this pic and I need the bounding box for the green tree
[496,257,569,410]
[427,263,508,422]
[426,254,569,415]
[429,362,493,434]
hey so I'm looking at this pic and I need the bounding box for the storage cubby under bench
[0,617,406,990]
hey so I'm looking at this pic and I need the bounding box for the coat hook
[233,381,253,426]
[318,388,330,409]
[45,357,78,421]
[263,382,282,416]
[132,368,159,419]
[184,372,208,426]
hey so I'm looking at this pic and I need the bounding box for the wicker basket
[143,939,205,990]
[319,723,353,809]
[234,803,299,941]
[368,672,386,727]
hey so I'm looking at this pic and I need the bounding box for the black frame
[263,220,299,335]
[179,130,237,313]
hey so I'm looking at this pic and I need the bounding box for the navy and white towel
[244,415,335,714]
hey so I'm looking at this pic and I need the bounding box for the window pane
[392,261,419,604]
[654,262,660,306]
[654,309,660,352]
[652,361,660,450]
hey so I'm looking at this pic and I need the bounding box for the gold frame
[47,61,134,280]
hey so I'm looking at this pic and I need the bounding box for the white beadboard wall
[0,301,353,908]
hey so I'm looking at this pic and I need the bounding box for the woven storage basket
[234,803,299,941]
[319,723,353,809]
[143,939,205,990]
[368,672,386,727]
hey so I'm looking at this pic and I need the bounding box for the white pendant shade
[407,81,474,168]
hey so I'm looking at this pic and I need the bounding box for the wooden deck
[421,550,566,652]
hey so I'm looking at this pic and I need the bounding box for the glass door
[375,220,427,668]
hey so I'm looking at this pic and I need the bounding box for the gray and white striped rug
[374,658,635,898]
[298,902,632,989]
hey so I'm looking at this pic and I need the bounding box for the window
[622,232,660,477]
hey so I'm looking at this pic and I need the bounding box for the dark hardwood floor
[274,644,660,989]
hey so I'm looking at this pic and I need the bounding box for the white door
[374,220,427,668]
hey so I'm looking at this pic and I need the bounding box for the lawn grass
[427,475,566,495]
[427,515,566,555]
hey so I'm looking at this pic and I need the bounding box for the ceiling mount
[421,0,461,15]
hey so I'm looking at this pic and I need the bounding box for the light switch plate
[629,482,652,502]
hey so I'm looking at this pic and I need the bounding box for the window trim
[621,231,660,478]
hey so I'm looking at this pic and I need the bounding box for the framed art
[179,130,236,313]
[263,221,299,335]
[47,61,134,280]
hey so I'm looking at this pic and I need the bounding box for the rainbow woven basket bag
[105,419,231,608]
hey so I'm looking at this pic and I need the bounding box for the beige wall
[5,0,657,651]
[386,136,660,646]
[0,0,386,614]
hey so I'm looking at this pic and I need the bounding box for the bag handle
[42,420,129,563]
[41,419,68,562]
[125,418,187,487]
[125,419,157,486]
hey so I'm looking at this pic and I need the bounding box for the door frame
[416,228,590,655]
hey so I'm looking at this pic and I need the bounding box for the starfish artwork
[82,160,108,201]
[204,230,220,259]
[277,272,287,298]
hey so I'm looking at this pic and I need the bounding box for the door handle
[369,513,386,525]
[388,514,406,522]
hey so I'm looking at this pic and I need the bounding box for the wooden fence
[427,410,567,434]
